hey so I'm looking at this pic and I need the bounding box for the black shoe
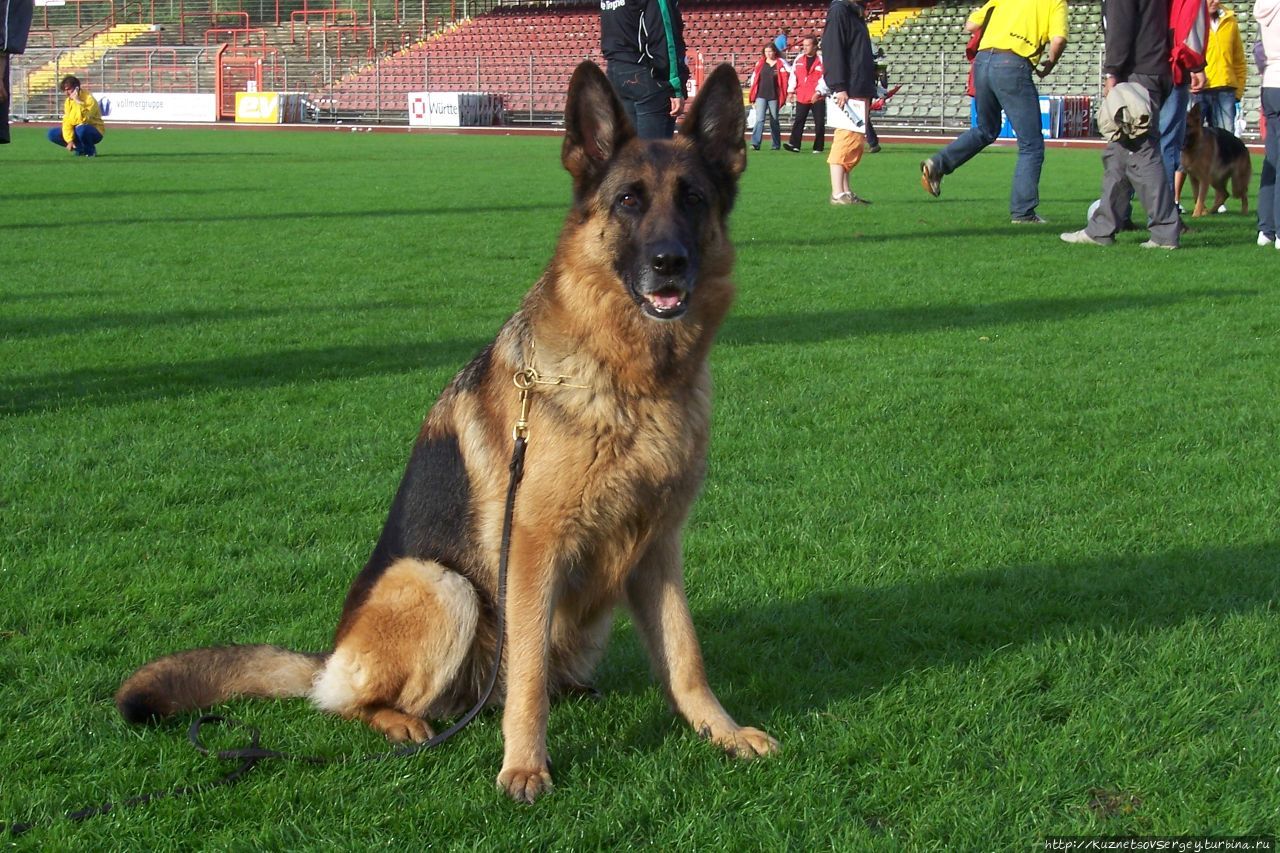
[782,143,800,152]
[751,143,760,151]
[868,143,882,154]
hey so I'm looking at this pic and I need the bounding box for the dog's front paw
[497,765,554,803]
[704,725,780,759]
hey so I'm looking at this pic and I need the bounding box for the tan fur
[115,62,777,803]
[311,558,478,742]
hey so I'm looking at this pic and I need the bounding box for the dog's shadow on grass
[600,540,1279,750]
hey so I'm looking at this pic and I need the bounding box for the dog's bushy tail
[116,645,327,724]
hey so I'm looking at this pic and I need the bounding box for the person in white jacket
[1256,0,1280,248]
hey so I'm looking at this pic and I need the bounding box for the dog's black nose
[650,243,689,277]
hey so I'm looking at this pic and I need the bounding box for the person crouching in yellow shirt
[47,75,104,156]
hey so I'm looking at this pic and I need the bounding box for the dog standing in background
[114,61,779,804]
[1183,101,1253,217]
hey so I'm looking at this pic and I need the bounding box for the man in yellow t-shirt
[46,74,104,157]
[919,0,1068,224]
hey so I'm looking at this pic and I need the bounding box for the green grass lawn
[2,124,1277,849]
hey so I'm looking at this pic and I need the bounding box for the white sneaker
[1259,232,1272,246]
[1060,229,1112,246]
[1140,240,1177,250]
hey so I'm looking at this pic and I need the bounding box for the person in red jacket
[748,44,789,150]
[784,35,826,153]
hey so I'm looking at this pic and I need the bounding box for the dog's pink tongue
[651,290,683,310]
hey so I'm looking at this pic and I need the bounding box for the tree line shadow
[4,287,1258,417]
[5,202,566,231]
[720,287,1255,346]
[1,299,427,342]
[1,338,488,417]
[5,186,259,202]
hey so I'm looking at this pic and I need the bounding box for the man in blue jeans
[919,0,1068,224]
[600,0,688,139]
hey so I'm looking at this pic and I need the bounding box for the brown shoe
[920,160,942,197]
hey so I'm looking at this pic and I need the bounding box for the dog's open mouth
[641,286,689,319]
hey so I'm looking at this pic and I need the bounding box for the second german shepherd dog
[1183,102,1252,218]
[115,61,778,803]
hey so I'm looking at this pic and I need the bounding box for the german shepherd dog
[1183,102,1252,218]
[115,62,778,803]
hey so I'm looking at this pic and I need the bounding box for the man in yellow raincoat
[46,75,104,156]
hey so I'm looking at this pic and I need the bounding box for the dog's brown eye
[684,191,704,208]
[619,193,641,210]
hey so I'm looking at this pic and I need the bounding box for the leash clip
[511,366,588,441]
[512,370,534,440]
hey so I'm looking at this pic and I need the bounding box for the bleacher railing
[5,45,1112,129]
[9,44,1264,140]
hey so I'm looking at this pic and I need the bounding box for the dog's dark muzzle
[633,240,697,320]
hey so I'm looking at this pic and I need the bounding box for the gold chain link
[511,367,589,441]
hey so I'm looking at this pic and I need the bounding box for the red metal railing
[289,8,358,41]
[178,11,249,44]
[204,27,268,47]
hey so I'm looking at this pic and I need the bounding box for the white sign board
[97,93,218,123]
[407,92,503,128]
[409,92,461,127]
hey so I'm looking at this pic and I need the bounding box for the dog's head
[557,62,745,329]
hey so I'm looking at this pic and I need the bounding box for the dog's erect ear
[680,64,747,182]
[562,61,635,197]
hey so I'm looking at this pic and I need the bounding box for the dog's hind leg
[1211,183,1230,214]
[311,558,478,743]
[1235,169,1251,215]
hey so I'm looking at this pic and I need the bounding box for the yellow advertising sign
[235,92,281,124]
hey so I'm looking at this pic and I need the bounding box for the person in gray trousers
[1061,0,1183,249]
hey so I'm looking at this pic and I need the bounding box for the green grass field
[2,124,1278,849]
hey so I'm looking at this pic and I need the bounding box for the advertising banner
[408,92,503,128]
[233,92,309,123]
[969,95,1057,139]
[97,93,218,123]
[235,91,281,123]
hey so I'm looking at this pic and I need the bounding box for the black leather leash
[3,434,527,838]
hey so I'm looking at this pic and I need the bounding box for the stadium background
[8,0,1269,139]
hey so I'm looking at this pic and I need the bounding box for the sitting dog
[114,61,779,804]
